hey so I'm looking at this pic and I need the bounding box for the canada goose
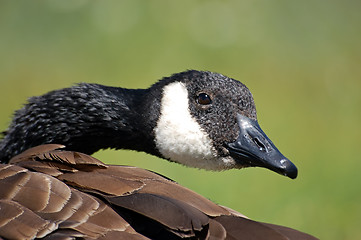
[0,70,316,239]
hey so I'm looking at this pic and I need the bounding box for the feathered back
[0,145,317,239]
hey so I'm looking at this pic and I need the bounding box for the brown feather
[262,223,318,240]
[0,200,54,239]
[207,219,227,240]
[0,145,318,239]
[59,171,145,196]
[214,215,289,240]
[8,144,65,164]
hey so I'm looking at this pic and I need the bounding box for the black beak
[227,114,298,179]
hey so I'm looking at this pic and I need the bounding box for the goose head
[0,70,297,179]
[149,70,297,179]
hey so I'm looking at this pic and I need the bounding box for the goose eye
[196,93,212,105]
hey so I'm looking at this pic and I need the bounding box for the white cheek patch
[154,82,235,170]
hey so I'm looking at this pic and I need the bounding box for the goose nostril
[253,137,266,151]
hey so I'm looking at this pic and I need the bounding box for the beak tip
[280,159,298,179]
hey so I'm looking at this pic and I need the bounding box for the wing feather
[0,145,318,239]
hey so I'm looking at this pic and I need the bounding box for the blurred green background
[1,1,360,239]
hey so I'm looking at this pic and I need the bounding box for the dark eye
[196,93,212,105]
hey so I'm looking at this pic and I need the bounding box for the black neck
[0,83,161,163]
